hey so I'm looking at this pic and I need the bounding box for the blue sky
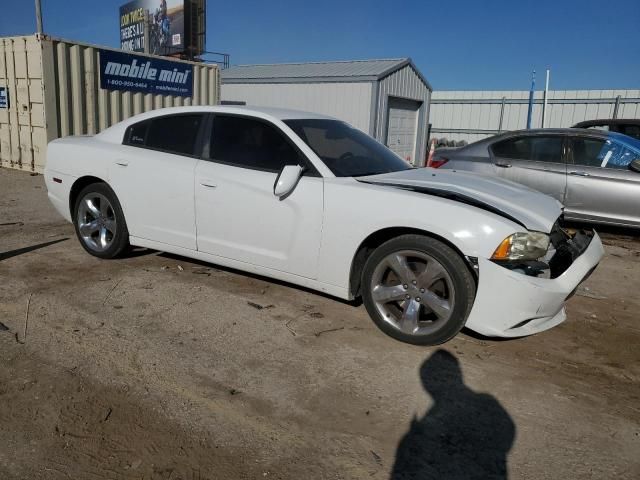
[1,0,638,90]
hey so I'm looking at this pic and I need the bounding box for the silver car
[435,129,640,228]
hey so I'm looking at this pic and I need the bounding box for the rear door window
[572,137,639,169]
[491,136,564,163]
[145,114,204,156]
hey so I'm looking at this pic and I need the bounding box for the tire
[361,234,476,345]
[73,182,130,259]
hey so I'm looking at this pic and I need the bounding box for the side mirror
[629,159,640,173]
[274,164,303,198]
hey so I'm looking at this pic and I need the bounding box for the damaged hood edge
[356,169,563,233]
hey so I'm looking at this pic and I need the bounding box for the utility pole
[35,0,44,35]
[526,70,536,130]
[541,69,550,128]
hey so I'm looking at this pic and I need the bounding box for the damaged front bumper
[464,230,604,338]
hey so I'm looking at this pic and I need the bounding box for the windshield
[284,119,413,177]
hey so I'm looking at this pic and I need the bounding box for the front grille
[548,222,594,278]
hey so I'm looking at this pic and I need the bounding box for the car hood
[357,168,563,232]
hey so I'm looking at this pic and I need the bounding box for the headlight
[491,232,550,261]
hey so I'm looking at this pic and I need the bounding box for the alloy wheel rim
[370,250,455,336]
[77,193,117,252]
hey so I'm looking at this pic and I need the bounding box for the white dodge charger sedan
[44,106,604,345]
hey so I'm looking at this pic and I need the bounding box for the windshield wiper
[351,171,385,177]
[351,167,415,178]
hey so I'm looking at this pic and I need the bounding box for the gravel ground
[0,167,638,479]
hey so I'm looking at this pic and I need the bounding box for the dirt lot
[1,167,639,479]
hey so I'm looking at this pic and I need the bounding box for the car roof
[492,128,640,144]
[574,118,640,127]
[216,105,336,120]
[468,128,614,145]
[456,127,640,154]
[97,105,337,143]
[496,128,611,137]
[131,105,336,121]
[462,128,608,148]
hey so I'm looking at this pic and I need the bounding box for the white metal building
[430,89,640,144]
[221,59,432,165]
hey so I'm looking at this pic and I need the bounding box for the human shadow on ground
[391,349,515,480]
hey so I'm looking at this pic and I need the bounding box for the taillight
[429,157,449,168]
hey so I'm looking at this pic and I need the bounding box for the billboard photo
[120,0,186,55]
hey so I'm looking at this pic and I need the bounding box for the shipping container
[0,35,220,173]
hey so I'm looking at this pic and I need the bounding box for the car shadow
[126,246,158,258]
[390,349,516,479]
[0,238,69,262]
[156,252,363,306]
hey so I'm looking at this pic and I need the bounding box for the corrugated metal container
[0,35,220,173]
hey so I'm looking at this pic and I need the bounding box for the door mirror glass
[274,165,303,198]
[629,159,640,173]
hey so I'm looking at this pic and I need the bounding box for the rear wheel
[73,183,129,259]
[361,235,476,345]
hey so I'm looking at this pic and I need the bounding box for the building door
[386,97,420,164]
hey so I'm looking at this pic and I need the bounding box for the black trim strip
[356,180,527,229]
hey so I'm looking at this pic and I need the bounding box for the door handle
[200,181,217,188]
[569,171,590,177]
[495,162,512,168]
[115,160,129,167]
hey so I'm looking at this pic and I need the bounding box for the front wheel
[361,235,476,345]
[73,183,130,259]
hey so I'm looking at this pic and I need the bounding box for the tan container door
[0,36,46,172]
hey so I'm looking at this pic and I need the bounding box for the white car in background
[44,106,603,345]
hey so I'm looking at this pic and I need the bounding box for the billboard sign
[99,49,193,97]
[120,0,186,55]
[0,87,8,109]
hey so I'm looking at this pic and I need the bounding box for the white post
[35,0,44,35]
[541,69,550,128]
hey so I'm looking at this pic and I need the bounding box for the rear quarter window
[125,121,149,146]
